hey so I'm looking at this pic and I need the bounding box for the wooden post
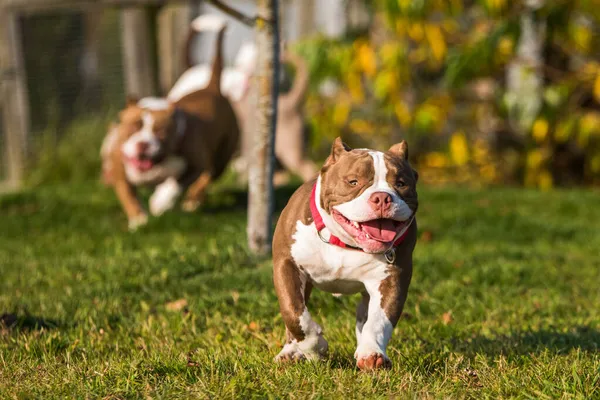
[0,11,29,189]
[120,7,157,97]
[247,0,279,255]
[290,0,314,41]
[157,3,192,95]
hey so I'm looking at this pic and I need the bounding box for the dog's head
[317,138,418,254]
[119,97,181,175]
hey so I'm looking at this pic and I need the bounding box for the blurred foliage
[27,113,114,186]
[296,0,600,188]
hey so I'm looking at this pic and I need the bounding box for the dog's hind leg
[355,292,369,344]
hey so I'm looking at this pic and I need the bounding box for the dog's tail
[280,50,309,107]
[183,14,227,92]
[206,24,226,93]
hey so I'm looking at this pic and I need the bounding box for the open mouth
[332,210,410,244]
[125,156,155,172]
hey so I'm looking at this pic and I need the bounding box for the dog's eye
[396,179,406,187]
[348,179,358,187]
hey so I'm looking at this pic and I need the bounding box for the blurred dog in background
[101,17,239,230]
[169,19,317,186]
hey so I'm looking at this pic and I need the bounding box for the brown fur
[272,138,418,368]
[235,50,317,184]
[108,26,239,225]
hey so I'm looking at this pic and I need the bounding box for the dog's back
[175,23,239,180]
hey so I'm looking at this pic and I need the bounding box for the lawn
[0,182,599,399]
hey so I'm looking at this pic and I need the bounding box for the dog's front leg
[355,266,412,370]
[273,258,328,362]
[181,171,212,212]
[114,181,147,230]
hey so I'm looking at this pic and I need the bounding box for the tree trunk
[247,0,279,255]
[120,8,157,97]
[506,0,545,135]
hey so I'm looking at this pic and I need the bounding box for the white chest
[290,221,391,294]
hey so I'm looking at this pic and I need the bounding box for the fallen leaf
[442,311,453,325]
[421,231,434,242]
[165,299,188,312]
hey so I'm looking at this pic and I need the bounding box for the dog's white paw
[150,177,182,216]
[275,334,328,364]
[274,343,307,363]
[181,199,200,213]
[128,213,148,231]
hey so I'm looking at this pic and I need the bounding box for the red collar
[309,183,411,256]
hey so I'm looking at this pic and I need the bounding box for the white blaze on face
[121,112,161,160]
[334,151,412,222]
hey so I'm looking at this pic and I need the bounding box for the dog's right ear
[324,137,351,167]
[125,95,139,107]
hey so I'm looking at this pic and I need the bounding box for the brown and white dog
[272,138,418,370]
[105,23,239,230]
[169,17,317,185]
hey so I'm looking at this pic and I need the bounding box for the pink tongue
[135,159,153,171]
[361,219,397,242]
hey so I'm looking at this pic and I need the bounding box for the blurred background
[1,0,599,189]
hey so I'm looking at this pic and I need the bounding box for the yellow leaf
[394,102,412,127]
[579,113,600,147]
[347,72,364,102]
[398,0,412,10]
[594,74,600,103]
[497,36,514,59]
[538,170,553,190]
[526,150,544,169]
[480,164,497,182]
[349,119,375,135]
[357,43,377,77]
[449,131,469,166]
[581,62,599,79]
[572,25,592,52]
[532,118,549,143]
[374,70,397,100]
[333,102,350,127]
[425,24,447,63]
[380,42,399,65]
[424,152,449,168]
[395,18,408,37]
[408,23,425,42]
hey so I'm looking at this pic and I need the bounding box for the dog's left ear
[389,140,409,160]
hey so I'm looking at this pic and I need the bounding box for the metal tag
[384,248,396,264]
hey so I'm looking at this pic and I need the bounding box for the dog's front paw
[274,344,307,364]
[181,199,200,212]
[355,351,391,371]
[128,213,148,231]
[150,177,182,216]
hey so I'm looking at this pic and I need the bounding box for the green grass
[1,182,599,399]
